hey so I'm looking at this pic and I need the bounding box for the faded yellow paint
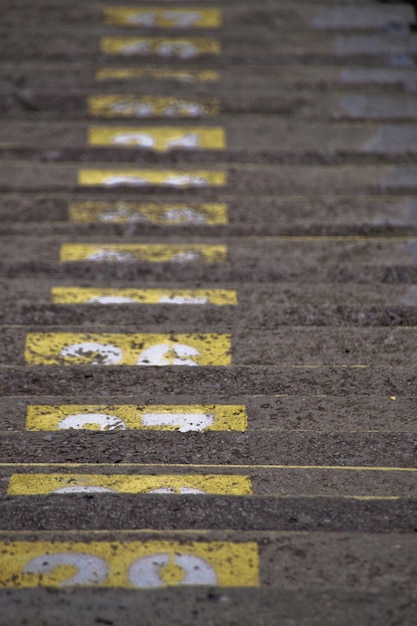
[77,168,227,188]
[26,404,247,431]
[8,473,252,495]
[60,244,227,263]
[69,201,228,225]
[88,95,219,118]
[100,37,220,57]
[88,127,225,152]
[95,68,220,82]
[51,288,237,306]
[0,540,259,588]
[25,333,232,366]
[104,8,221,28]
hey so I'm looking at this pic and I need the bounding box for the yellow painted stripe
[60,244,227,263]
[69,201,228,224]
[8,473,252,495]
[25,333,231,366]
[78,168,226,188]
[26,404,247,432]
[0,541,259,588]
[51,288,237,306]
[101,37,220,57]
[95,68,220,82]
[104,8,221,28]
[88,95,219,118]
[88,126,225,152]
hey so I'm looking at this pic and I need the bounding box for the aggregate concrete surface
[1,0,417,625]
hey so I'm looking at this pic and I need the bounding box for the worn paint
[104,8,221,28]
[100,37,220,58]
[25,333,232,366]
[88,126,225,151]
[8,473,252,495]
[60,244,227,263]
[51,288,237,306]
[88,95,219,118]
[69,201,228,225]
[0,541,259,588]
[95,68,220,82]
[78,168,226,188]
[26,404,247,432]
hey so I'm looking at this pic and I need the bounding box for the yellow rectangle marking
[60,244,226,263]
[104,8,221,28]
[0,540,259,588]
[88,126,225,152]
[88,95,219,118]
[69,201,228,225]
[100,37,220,57]
[77,168,226,188]
[26,404,247,432]
[8,474,252,495]
[51,288,237,306]
[25,333,231,366]
[95,68,220,82]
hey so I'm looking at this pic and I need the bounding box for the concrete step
[1,31,416,65]
[1,282,417,327]
[2,3,414,32]
[0,162,416,194]
[0,393,414,431]
[0,363,414,396]
[0,494,416,533]
[1,235,416,284]
[0,428,415,465]
[4,90,417,121]
[1,325,416,367]
[1,194,417,236]
[2,120,417,162]
[2,63,416,93]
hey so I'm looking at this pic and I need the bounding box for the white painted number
[52,486,115,494]
[156,42,199,59]
[129,553,217,587]
[126,11,202,28]
[142,412,214,432]
[23,553,109,586]
[137,343,199,366]
[60,342,123,364]
[57,413,127,430]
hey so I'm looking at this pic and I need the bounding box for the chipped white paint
[158,295,208,304]
[128,554,217,587]
[57,413,127,431]
[60,342,123,365]
[137,343,200,366]
[53,486,115,494]
[112,132,157,148]
[157,41,199,58]
[164,174,210,187]
[125,11,204,27]
[149,487,206,494]
[87,296,137,304]
[102,175,148,187]
[24,554,109,587]
[141,412,214,432]
[163,208,208,224]
[86,250,136,262]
